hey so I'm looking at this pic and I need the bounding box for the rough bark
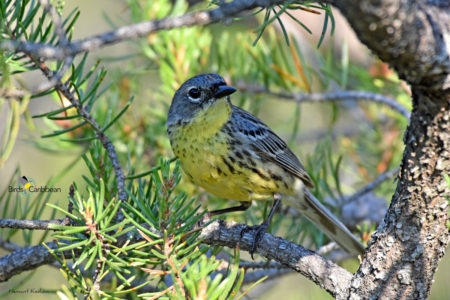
[0,241,64,281]
[199,220,353,298]
[334,0,450,91]
[332,0,450,299]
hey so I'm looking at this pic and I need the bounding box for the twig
[64,185,75,226]
[0,238,22,252]
[5,0,128,205]
[0,88,28,99]
[39,0,68,47]
[0,219,65,230]
[34,1,74,92]
[316,242,339,255]
[242,268,292,284]
[345,167,399,204]
[34,56,74,92]
[236,82,411,118]
[35,60,128,204]
[85,260,103,300]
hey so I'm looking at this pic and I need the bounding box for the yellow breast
[168,99,296,201]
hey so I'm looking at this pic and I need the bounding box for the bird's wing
[230,106,314,188]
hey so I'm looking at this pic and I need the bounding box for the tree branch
[0,88,28,99]
[236,81,411,118]
[34,62,128,204]
[0,238,22,252]
[199,220,353,298]
[0,240,68,282]
[345,167,399,204]
[0,219,65,230]
[0,0,301,60]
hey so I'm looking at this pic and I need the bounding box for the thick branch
[0,240,66,282]
[199,220,352,298]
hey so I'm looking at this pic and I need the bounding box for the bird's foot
[240,222,269,259]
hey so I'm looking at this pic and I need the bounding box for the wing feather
[230,106,314,188]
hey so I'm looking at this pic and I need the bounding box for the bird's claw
[240,222,269,259]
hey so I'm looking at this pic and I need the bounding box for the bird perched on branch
[166,73,365,256]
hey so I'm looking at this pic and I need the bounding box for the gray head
[166,73,236,126]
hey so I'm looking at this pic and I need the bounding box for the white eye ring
[187,87,201,102]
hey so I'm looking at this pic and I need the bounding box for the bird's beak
[214,85,237,98]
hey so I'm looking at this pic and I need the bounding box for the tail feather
[287,189,365,255]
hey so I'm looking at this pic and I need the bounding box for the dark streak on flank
[221,156,237,174]
[228,155,236,163]
[221,124,234,139]
[250,167,269,181]
[247,158,256,167]
[234,151,244,160]
[229,139,242,146]
[237,160,247,169]
[185,172,194,181]
[216,166,224,176]
[242,149,251,157]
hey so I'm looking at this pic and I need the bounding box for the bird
[19,176,33,195]
[166,73,365,256]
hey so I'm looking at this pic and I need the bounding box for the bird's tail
[287,188,365,255]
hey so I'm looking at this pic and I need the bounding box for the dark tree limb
[199,220,353,298]
[0,241,64,282]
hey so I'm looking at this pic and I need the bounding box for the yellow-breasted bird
[166,73,365,256]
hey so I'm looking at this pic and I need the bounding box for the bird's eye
[188,87,201,102]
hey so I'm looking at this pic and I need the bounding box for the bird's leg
[208,201,252,217]
[197,202,252,229]
[241,194,282,259]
